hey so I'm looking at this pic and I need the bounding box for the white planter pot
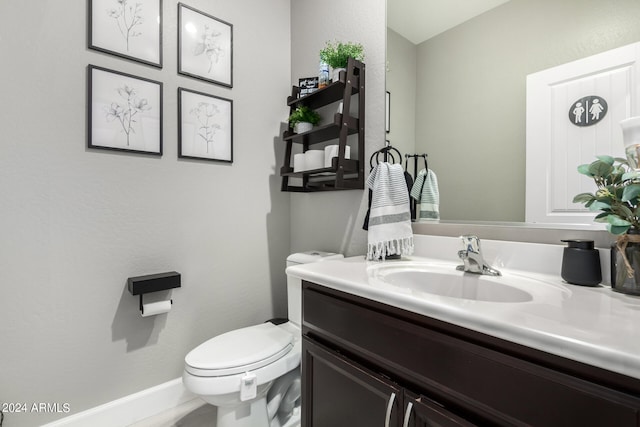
[332,67,346,82]
[294,122,313,133]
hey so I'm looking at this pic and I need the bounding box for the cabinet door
[403,391,476,427]
[302,337,402,427]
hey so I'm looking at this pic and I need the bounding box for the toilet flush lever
[240,372,257,402]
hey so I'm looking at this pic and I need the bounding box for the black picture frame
[178,87,233,162]
[88,65,163,155]
[88,0,163,68]
[178,3,233,88]
[386,91,391,133]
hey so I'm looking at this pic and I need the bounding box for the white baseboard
[41,378,197,427]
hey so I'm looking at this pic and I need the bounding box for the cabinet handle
[384,392,396,427]
[402,402,413,427]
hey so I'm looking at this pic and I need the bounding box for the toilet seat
[185,322,294,377]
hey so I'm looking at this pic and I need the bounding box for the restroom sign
[569,95,607,127]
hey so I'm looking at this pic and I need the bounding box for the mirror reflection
[386,0,640,223]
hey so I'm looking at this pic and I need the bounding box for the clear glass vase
[612,231,640,296]
[620,116,640,170]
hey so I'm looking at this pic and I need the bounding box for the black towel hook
[404,153,429,175]
[369,144,402,170]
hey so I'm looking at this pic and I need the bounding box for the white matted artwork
[89,0,163,67]
[178,3,233,88]
[88,65,163,155]
[178,87,233,162]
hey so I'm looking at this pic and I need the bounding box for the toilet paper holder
[127,271,181,315]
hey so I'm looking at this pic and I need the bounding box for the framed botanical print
[178,3,233,88]
[88,0,163,67]
[88,65,163,155]
[178,87,233,162]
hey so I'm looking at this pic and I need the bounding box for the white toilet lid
[185,322,294,377]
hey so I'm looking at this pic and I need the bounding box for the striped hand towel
[366,163,414,260]
[410,168,440,220]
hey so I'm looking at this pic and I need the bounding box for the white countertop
[287,249,640,381]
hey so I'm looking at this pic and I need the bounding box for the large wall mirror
[386,0,640,225]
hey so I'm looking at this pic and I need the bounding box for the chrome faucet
[456,235,501,276]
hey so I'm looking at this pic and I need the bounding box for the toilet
[182,251,343,427]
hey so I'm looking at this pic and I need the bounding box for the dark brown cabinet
[404,391,475,427]
[280,57,365,192]
[301,281,640,427]
[303,337,473,427]
[303,338,402,426]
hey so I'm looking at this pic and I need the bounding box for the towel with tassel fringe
[366,162,414,260]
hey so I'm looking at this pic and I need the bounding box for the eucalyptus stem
[575,156,640,234]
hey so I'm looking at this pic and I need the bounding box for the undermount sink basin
[367,262,564,303]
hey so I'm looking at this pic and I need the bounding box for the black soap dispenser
[561,239,602,286]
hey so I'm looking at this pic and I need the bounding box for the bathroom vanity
[287,237,640,426]
[302,281,640,426]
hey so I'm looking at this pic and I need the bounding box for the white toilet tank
[286,251,343,327]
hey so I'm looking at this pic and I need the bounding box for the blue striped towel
[366,163,414,260]
[410,168,440,220]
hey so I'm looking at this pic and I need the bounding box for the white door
[526,41,640,226]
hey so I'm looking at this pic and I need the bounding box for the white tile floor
[129,398,216,427]
[129,398,301,427]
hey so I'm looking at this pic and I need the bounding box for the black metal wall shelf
[281,157,359,177]
[286,73,360,110]
[282,113,359,146]
[280,57,365,192]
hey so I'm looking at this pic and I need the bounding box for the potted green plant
[319,40,365,82]
[288,105,321,134]
[573,155,640,294]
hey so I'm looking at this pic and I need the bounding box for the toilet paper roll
[141,300,172,317]
[304,150,324,171]
[293,153,305,172]
[324,145,351,168]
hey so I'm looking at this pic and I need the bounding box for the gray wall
[290,0,386,257]
[414,0,640,222]
[0,1,291,425]
[386,28,417,161]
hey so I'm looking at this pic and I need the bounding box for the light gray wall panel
[0,1,291,425]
